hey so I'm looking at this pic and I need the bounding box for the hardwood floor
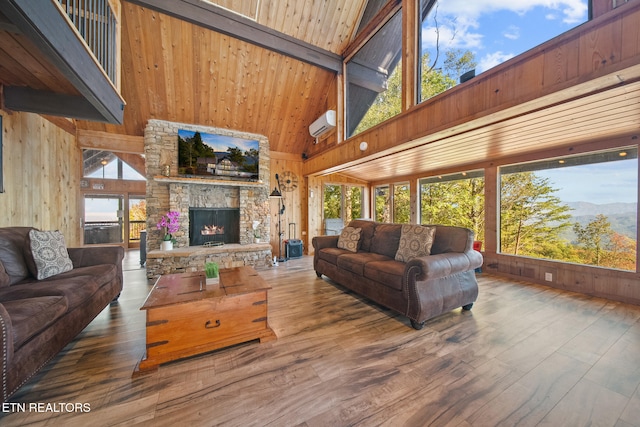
[2,251,640,426]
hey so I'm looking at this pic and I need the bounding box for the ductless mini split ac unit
[309,110,336,141]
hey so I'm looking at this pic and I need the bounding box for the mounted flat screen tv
[178,129,259,181]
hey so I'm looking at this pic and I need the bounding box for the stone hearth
[144,119,272,282]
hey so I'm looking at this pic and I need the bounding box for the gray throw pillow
[28,230,74,280]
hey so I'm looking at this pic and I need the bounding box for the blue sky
[537,160,638,205]
[421,0,589,73]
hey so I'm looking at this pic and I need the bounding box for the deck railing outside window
[56,0,118,86]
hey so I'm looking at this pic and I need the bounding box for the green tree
[355,49,476,135]
[500,172,572,256]
[573,214,612,266]
[420,177,485,241]
[393,184,411,223]
[375,186,391,223]
[443,49,477,83]
[323,185,342,219]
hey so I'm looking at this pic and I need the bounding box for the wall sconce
[359,141,368,151]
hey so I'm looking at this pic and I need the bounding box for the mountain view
[567,201,637,240]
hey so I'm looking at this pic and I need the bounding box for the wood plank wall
[0,110,82,245]
[269,153,304,256]
[307,172,369,255]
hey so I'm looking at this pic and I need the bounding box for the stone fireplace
[144,119,272,282]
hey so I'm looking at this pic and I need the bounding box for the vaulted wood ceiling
[76,0,370,155]
[2,0,640,184]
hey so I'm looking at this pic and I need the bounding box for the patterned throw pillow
[28,230,74,280]
[395,225,436,262]
[337,227,362,253]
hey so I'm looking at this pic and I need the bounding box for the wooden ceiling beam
[125,0,343,73]
[3,86,118,124]
[78,129,144,154]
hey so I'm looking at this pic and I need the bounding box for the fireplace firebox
[189,208,240,246]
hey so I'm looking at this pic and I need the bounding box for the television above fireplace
[177,129,259,181]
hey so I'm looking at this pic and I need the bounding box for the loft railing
[55,0,119,87]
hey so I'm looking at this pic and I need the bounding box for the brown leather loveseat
[0,227,124,403]
[312,220,482,329]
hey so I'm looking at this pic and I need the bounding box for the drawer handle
[205,320,221,329]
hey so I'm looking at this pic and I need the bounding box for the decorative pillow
[27,230,74,280]
[337,227,362,253]
[395,225,436,262]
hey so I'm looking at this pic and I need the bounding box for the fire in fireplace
[189,208,240,246]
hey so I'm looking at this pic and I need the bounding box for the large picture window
[418,0,588,103]
[419,171,485,241]
[346,10,402,138]
[499,147,637,271]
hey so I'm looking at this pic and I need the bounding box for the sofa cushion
[347,220,376,252]
[1,296,68,349]
[395,225,436,262]
[1,264,116,311]
[337,227,361,253]
[26,230,74,280]
[317,247,352,266]
[336,252,391,276]
[364,260,405,291]
[369,224,402,258]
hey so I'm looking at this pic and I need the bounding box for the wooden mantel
[153,176,267,188]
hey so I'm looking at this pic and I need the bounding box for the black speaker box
[285,239,303,259]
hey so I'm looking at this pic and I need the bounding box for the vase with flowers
[252,220,261,243]
[157,211,180,250]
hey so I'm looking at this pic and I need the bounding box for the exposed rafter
[125,0,343,73]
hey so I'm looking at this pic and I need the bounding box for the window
[346,10,402,137]
[418,0,588,103]
[344,185,364,223]
[83,150,145,181]
[375,185,390,223]
[323,184,366,224]
[499,147,637,271]
[323,184,342,220]
[419,171,484,241]
[393,182,410,224]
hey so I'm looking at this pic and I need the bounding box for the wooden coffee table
[133,266,276,374]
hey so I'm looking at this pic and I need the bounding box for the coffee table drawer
[146,291,268,358]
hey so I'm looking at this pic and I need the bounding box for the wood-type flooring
[1,252,639,426]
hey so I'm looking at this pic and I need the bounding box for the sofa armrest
[0,302,14,379]
[312,235,339,250]
[406,250,483,281]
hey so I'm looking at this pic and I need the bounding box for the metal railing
[129,220,145,242]
[56,0,118,85]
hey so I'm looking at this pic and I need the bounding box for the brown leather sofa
[312,220,482,329]
[0,227,124,403]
